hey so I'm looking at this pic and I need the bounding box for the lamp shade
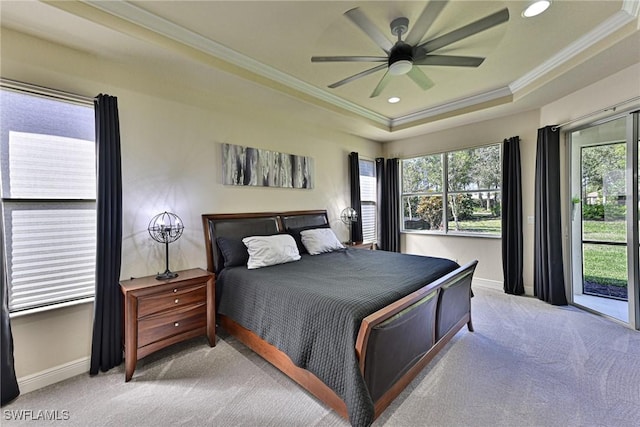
[148,211,183,280]
[340,207,358,245]
[340,207,358,224]
[148,211,183,244]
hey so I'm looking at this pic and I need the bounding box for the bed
[202,210,477,426]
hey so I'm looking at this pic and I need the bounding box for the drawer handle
[174,322,180,327]
[174,299,179,304]
[173,288,178,293]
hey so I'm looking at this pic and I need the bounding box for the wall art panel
[221,143,313,189]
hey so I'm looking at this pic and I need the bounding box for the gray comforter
[217,248,459,427]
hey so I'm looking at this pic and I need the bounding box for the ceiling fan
[311,1,510,98]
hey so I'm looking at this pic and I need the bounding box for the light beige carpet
[4,287,640,426]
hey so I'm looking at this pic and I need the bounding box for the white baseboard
[473,278,534,296]
[473,277,503,291]
[17,357,90,394]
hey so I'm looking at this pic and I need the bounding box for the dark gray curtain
[348,152,363,243]
[534,126,567,305]
[502,136,524,295]
[376,158,400,252]
[90,94,124,374]
[1,225,19,405]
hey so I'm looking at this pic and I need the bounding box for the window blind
[8,131,96,198]
[4,204,96,311]
[359,159,377,243]
[1,86,96,313]
[361,203,376,243]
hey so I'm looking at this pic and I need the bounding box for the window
[401,143,502,236]
[359,158,376,243]
[1,85,96,313]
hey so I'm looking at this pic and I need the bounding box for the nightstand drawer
[120,268,215,381]
[138,303,207,348]
[138,284,206,318]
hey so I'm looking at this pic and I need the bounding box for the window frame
[401,143,503,238]
[1,80,97,316]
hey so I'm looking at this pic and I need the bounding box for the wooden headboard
[201,210,329,274]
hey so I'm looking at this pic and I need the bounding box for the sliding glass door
[569,112,639,329]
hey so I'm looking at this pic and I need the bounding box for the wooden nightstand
[120,268,215,381]
[346,241,374,250]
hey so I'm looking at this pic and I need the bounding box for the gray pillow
[286,224,329,254]
[216,237,249,268]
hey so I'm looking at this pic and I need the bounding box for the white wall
[116,90,373,280]
[1,28,380,382]
[384,110,540,293]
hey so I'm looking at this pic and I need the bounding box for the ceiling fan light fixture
[314,5,510,95]
[389,60,413,76]
[522,0,551,18]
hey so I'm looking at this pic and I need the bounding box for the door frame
[566,110,639,330]
[626,110,639,329]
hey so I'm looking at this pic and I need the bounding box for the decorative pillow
[286,224,330,254]
[242,234,301,269]
[300,228,344,255]
[216,237,249,268]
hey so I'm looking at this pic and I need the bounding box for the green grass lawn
[454,218,501,234]
[455,217,627,288]
[582,220,627,288]
[583,243,627,287]
[582,220,626,242]
[454,217,627,239]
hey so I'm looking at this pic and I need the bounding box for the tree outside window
[401,144,502,236]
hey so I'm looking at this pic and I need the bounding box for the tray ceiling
[1,1,639,140]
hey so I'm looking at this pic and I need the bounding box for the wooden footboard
[356,260,478,418]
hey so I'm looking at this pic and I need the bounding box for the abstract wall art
[221,143,313,189]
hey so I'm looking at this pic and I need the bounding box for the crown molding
[510,7,639,93]
[390,86,513,129]
[399,1,638,127]
[79,0,637,135]
[84,0,390,127]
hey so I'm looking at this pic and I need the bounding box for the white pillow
[300,228,344,255]
[242,234,301,269]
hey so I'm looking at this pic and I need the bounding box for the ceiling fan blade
[311,56,387,63]
[418,8,509,53]
[328,64,387,89]
[413,54,485,67]
[404,0,449,46]
[344,7,394,53]
[407,66,434,91]
[370,71,393,98]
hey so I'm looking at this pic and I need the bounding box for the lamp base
[156,270,178,281]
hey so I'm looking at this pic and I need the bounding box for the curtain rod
[552,96,640,131]
[0,78,94,106]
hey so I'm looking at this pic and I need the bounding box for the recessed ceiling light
[522,0,551,18]
[388,97,401,104]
